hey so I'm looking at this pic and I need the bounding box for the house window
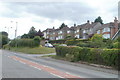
[67,31,70,33]
[103,34,110,39]
[47,32,49,34]
[59,31,62,34]
[97,30,101,34]
[83,30,86,33]
[77,29,79,32]
[103,27,110,33]
[75,35,79,38]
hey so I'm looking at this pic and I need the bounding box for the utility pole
[15,22,18,38]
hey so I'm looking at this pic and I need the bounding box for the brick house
[74,20,101,39]
[42,17,119,40]
[42,28,54,40]
[97,17,119,39]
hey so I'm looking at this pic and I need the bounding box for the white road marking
[50,73,64,78]
[19,61,26,64]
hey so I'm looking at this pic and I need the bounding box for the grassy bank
[5,46,55,54]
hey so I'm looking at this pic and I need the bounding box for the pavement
[1,50,119,80]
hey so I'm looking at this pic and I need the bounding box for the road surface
[1,50,119,80]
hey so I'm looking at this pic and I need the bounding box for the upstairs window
[103,27,110,33]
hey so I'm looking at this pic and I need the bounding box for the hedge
[66,39,89,46]
[55,46,120,69]
[49,39,66,44]
[9,36,41,48]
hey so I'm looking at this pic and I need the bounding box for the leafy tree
[28,26,37,39]
[94,16,103,24]
[59,23,67,29]
[21,34,29,39]
[35,29,44,38]
[0,31,8,37]
[0,35,8,48]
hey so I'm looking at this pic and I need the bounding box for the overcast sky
[0,0,119,39]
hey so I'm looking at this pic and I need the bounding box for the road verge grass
[5,46,55,54]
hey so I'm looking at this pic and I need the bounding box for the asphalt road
[1,50,119,79]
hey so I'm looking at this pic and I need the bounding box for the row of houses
[42,17,120,40]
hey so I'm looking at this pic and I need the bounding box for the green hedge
[55,46,119,69]
[66,39,89,46]
[9,36,41,48]
[49,39,66,44]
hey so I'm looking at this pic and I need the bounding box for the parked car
[45,43,53,48]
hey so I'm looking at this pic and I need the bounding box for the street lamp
[15,22,18,38]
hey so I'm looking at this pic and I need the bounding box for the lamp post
[5,21,13,38]
[15,22,18,38]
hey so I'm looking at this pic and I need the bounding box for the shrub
[66,39,89,46]
[49,39,66,44]
[0,35,9,48]
[76,42,90,47]
[55,46,120,69]
[9,38,40,48]
[33,36,41,47]
[113,42,119,49]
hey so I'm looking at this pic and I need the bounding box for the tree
[21,34,29,38]
[0,31,8,37]
[94,16,103,24]
[35,29,44,38]
[0,34,9,48]
[28,26,37,39]
[59,23,67,29]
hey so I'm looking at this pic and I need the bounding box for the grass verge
[5,46,55,54]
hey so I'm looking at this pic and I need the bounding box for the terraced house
[96,17,119,39]
[42,17,119,40]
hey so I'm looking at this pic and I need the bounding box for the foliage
[33,36,41,47]
[21,34,29,38]
[4,46,55,54]
[90,34,105,48]
[59,23,67,29]
[28,26,37,39]
[94,16,103,24]
[76,42,90,47]
[0,33,9,48]
[113,42,119,49]
[35,29,44,38]
[0,31,8,37]
[49,39,66,44]
[9,38,41,48]
[66,39,89,46]
[55,46,119,69]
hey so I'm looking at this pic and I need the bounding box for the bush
[33,36,41,47]
[66,39,89,46]
[49,39,66,44]
[76,42,90,47]
[9,38,40,48]
[113,42,119,49]
[55,46,119,69]
[0,35,9,48]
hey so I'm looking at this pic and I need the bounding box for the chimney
[74,24,76,27]
[87,20,90,23]
[53,27,55,29]
[114,17,118,23]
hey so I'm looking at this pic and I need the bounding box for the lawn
[8,46,55,54]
